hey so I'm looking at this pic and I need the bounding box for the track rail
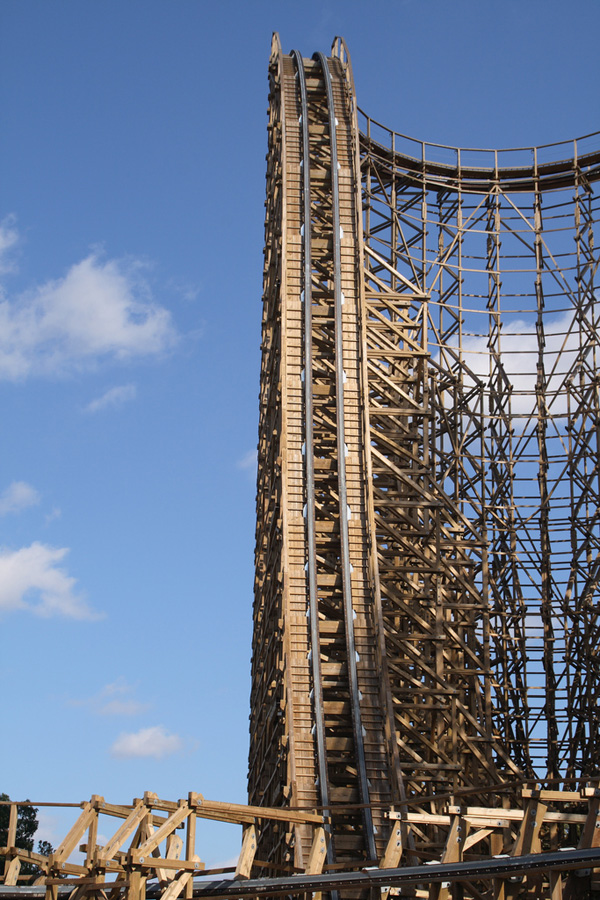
[263,47,391,866]
[290,46,331,854]
[314,51,376,862]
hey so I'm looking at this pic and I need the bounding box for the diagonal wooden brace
[234,824,257,880]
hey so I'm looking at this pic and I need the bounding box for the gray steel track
[290,49,333,868]
[185,846,600,898]
[315,51,376,862]
[2,847,599,900]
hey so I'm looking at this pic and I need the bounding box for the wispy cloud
[45,506,62,525]
[0,542,99,619]
[0,217,18,275]
[71,677,149,716]
[236,449,257,472]
[167,277,201,303]
[85,384,137,413]
[0,480,40,516]
[0,221,177,380]
[110,725,183,760]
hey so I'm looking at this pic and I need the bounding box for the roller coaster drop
[249,33,600,895]
[2,34,600,900]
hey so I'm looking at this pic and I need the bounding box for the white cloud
[0,224,177,379]
[45,506,62,525]
[0,542,98,619]
[0,217,18,275]
[110,725,183,760]
[85,383,137,413]
[71,677,149,716]
[444,309,584,426]
[236,449,257,471]
[0,480,40,515]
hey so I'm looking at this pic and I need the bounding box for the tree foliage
[0,794,54,878]
[0,794,38,852]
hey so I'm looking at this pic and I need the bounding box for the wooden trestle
[5,789,600,899]
[3,32,600,900]
[250,37,394,869]
[249,31,600,893]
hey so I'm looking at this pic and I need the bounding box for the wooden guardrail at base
[2,787,600,899]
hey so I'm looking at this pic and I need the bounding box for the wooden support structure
[0,794,329,897]
[5,789,600,899]
[2,30,600,900]
[250,31,600,892]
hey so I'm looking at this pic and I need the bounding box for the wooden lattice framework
[5,789,600,899]
[248,32,600,891]
[3,33,600,900]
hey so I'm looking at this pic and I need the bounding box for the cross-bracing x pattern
[360,115,600,798]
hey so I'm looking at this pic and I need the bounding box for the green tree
[0,794,38,853]
[37,840,53,857]
[0,794,54,878]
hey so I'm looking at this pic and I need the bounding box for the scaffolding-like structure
[3,32,600,900]
[249,33,600,889]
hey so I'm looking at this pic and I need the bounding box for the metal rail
[315,51,376,862]
[358,111,600,190]
[185,846,600,898]
[290,47,332,863]
[2,846,600,898]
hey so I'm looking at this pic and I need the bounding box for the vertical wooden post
[86,797,101,868]
[429,808,467,900]
[185,799,196,900]
[128,869,146,900]
[7,804,18,849]
[510,795,547,896]
[2,858,21,886]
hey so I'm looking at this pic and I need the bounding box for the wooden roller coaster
[3,34,600,900]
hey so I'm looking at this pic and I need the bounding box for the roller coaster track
[249,41,393,866]
[250,32,600,888]
[2,30,600,900]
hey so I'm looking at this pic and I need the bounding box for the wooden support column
[185,796,197,900]
[380,819,403,870]
[7,804,18,850]
[234,824,257,880]
[128,869,146,900]
[510,795,547,896]
[85,796,102,868]
[305,826,328,874]
[564,789,600,900]
[2,857,21,886]
[304,826,328,900]
[429,807,468,900]
[160,860,201,900]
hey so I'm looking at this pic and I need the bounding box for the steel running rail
[2,848,600,899]
[315,51,376,862]
[290,49,333,869]
[188,847,600,899]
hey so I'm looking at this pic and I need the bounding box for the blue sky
[0,0,598,868]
